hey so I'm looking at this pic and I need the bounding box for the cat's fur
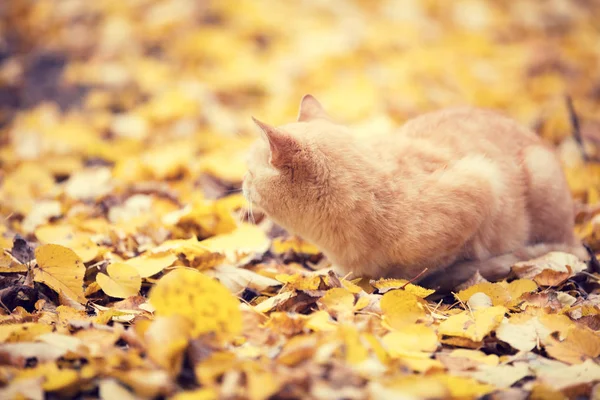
[244,95,587,290]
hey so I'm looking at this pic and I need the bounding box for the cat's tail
[419,242,589,292]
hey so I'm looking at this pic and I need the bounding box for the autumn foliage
[1,1,600,399]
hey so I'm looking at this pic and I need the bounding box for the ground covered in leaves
[1,1,600,399]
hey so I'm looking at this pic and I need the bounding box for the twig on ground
[401,267,429,289]
[565,95,589,162]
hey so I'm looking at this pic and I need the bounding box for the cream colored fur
[243,95,587,290]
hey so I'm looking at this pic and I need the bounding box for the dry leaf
[438,306,507,342]
[125,252,177,278]
[149,268,242,337]
[544,326,600,364]
[97,263,142,299]
[34,244,86,304]
[380,290,426,329]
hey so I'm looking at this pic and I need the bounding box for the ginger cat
[243,95,587,290]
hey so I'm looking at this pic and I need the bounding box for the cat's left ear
[297,94,331,122]
[252,117,299,168]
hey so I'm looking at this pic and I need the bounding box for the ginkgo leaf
[96,263,142,299]
[34,244,86,304]
[149,268,242,337]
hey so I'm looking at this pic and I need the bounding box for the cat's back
[396,106,540,157]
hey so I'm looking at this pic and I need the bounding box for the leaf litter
[1,1,600,399]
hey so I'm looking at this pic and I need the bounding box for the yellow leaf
[0,323,53,343]
[339,326,369,364]
[371,278,435,298]
[456,282,510,306]
[380,290,426,329]
[506,279,538,303]
[171,388,218,400]
[305,310,338,332]
[271,236,321,256]
[354,296,370,311]
[16,362,80,392]
[382,324,439,355]
[117,369,172,398]
[200,223,270,263]
[277,334,318,366]
[96,263,142,299]
[151,237,224,270]
[125,252,177,278]
[447,349,500,366]
[436,374,494,398]
[194,351,237,386]
[438,306,507,342]
[35,224,99,263]
[0,251,28,273]
[319,288,355,321]
[149,268,242,337]
[276,273,322,291]
[34,244,86,304]
[145,316,192,374]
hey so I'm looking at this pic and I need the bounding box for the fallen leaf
[96,263,142,299]
[469,362,531,388]
[456,282,510,306]
[544,326,600,364]
[149,268,242,337]
[438,306,507,342]
[512,252,586,284]
[319,287,355,322]
[124,251,177,278]
[200,223,270,264]
[371,278,435,298]
[144,315,192,374]
[496,315,550,352]
[536,359,600,390]
[99,379,138,400]
[208,265,281,293]
[380,290,426,329]
[271,236,321,256]
[382,324,439,355]
[34,244,86,304]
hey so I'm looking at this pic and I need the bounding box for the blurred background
[1,0,600,248]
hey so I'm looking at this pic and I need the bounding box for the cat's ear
[297,94,331,122]
[252,117,299,168]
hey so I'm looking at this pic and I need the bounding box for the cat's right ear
[298,94,331,122]
[252,117,299,168]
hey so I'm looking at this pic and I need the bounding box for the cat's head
[243,95,353,236]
